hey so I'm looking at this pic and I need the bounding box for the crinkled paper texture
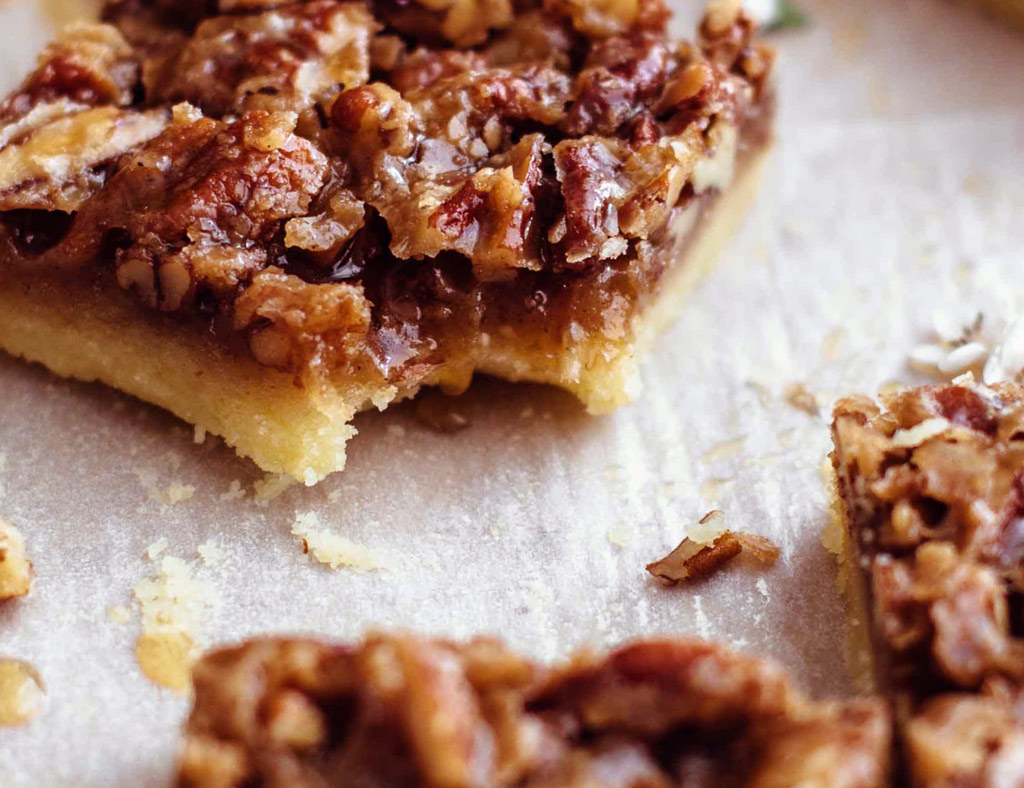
[2,0,1024,784]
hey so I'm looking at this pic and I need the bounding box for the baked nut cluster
[832,378,1024,786]
[178,633,890,788]
[0,0,773,389]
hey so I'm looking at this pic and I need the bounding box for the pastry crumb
[0,659,45,727]
[219,480,245,502]
[699,477,733,502]
[253,474,295,506]
[0,520,32,600]
[132,554,212,693]
[783,382,820,416]
[166,482,196,504]
[197,542,224,567]
[107,604,131,624]
[701,436,746,464]
[291,512,382,571]
[135,630,197,694]
[193,426,207,444]
[146,538,169,560]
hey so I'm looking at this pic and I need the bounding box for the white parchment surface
[2,0,1024,784]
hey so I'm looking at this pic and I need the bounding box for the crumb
[253,474,295,506]
[744,380,772,408]
[0,520,32,600]
[193,426,207,444]
[135,629,197,694]
[820,328,844,362]
[197,542,224,567]
[701,436,746,464]
[699,477,732,502]
[107,604,131,624]
[146,537,169,561]
[134,469,195,505]
[132,554,213,693]
[165,481,195,504]
[783,382,820,416]
[291,512,383,571]
[520,407,534,419]
[219,480,245,502]
[647,513,778,585]
[756,577,770,599]
[0,660,45,727]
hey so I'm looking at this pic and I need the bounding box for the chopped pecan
[0,106,168,214]
[233,267,371,373]
[50,109,328,314]
[0,23,138,123]
[147,1,378,118]
[647,513,779,585]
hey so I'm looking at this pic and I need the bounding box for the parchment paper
[2,0,1024,784]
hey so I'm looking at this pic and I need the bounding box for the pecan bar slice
[178,633,889,787]
[0,0,774,483]
[831,378,1024,786]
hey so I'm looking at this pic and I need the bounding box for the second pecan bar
[178,633,889,787]
[831,377,1024,786]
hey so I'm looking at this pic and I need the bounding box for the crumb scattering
[0,519,32,600]
[0,659,45,727]
[291,512,383,571]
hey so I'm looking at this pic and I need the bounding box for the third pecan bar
[831,377,1024,786]
[178,633,889,787]
[0,0,774,483]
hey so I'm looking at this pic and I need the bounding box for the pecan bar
[831,378,1024,786]
[0,0,774,483]
[177,633,889,787]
